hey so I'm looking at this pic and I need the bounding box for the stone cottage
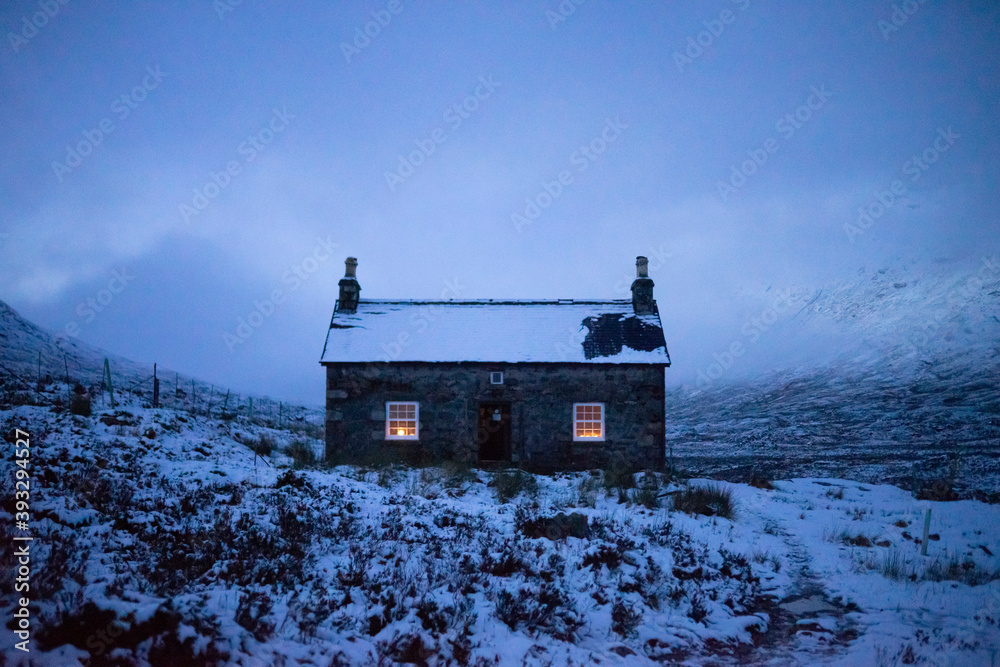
[319,257,670,470]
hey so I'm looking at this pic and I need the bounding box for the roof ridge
[353,299,636,304]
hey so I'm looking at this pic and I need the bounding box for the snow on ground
[740,479,1000,665]
[2,388,998,665]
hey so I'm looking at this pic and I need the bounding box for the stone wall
[324,362,666,471]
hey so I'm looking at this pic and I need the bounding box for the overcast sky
[2,1,998,404]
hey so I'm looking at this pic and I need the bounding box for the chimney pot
[344,257,358,278]
[636,256,649,278]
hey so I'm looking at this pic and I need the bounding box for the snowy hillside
[2,390,999,665]
[668,257,1000,496]
[0,299,322,425]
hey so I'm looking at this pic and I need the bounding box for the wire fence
[0,350,323,436]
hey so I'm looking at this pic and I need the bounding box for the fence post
[921,508,932,556]
[64,352,70,405]
[103,358,116,408]
[152,363,159,408]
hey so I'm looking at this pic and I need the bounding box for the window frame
[385,401,419,440]
[490,371,504,385]
[572,402,605,441]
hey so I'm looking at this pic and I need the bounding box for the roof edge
[340,299,638,306]
[320,360,670,367]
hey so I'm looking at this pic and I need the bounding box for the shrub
[875,550,908,581]
[630,486,660,509]
[493,469,538,503]
[575,475,599,508]
[285,419,324,439]
[235,591,275,641]
[518,513,590,540]
[36,602,116,653]
[581,539,635,572]
[275,470,305,489]
[610,598,642,638]
[250,433,274,458]
[286,438,315,466]
[748,473,775,491]
[336,547,367,588]
[325,445,404,469]
[439,460,478,495]
[673,483,736,520]
[827,527,878,548]
[856,549,998,586]
[916,478,958,502]
[407,467,447,499]
[916,457,961,501]
[494,583,582,641]
[626,472,661,508]
[855,549,912,581]
[37,600,229,663]
[69,386,91,417]
[480,539,525,578]
[603,462,637,493]
[688,593,708,624]
[970,489,1000,504]
[923,555,999,586]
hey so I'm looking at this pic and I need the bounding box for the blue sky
[2,1,998,403]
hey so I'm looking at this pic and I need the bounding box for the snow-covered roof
[319,300,670,364]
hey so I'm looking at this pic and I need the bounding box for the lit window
[386,402,419,440]
[573,403,604,441]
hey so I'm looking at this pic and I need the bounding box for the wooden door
[477,402,511,462]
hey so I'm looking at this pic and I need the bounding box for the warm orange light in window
[397,429,405,436]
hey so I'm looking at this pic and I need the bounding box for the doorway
[477,402,511,462]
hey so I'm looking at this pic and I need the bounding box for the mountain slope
[668,256,1000,495]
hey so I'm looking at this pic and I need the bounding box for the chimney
[630,256,655,315]
[337,257,360,313]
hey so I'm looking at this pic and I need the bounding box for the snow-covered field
[2,389,998,666]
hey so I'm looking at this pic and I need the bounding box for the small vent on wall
[490,371,504,385]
